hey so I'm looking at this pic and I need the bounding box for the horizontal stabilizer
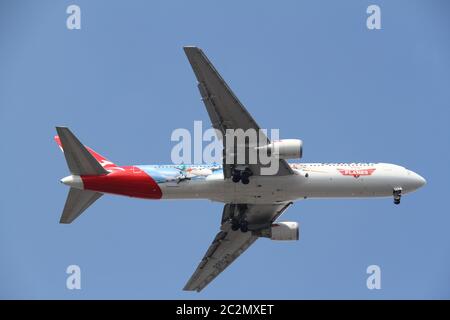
[56,127,108,176]
[60,188,102,224]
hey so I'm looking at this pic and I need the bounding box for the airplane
[55,46,426,292]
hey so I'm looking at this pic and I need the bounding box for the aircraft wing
[183,46,294,178]
[183,202,292,292]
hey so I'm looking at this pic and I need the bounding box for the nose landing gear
[393,187,402,205]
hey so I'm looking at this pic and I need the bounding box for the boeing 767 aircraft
[55,46,426,292]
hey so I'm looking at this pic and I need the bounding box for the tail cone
[60,175,84,190]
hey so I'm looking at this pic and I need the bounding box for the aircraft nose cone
[408,171,426,190]
[415,173,427,188]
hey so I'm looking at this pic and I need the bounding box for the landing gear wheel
[240,169,253,185]
[232,169,241,183]
[393,187,402,205]
[240,220,249,233]
[231,220,240,231]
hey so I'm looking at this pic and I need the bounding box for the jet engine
[257,139,303,159]
[258,221,299,241]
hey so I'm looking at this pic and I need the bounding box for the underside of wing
[184,46,261,137]
[183,202,292,292]
[183,220,257,292]
[183,46,294,177]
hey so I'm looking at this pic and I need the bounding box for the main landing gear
[230,204,249,233]
[393,187,402,205]
[232,167,253,185]
[231,219,249,233]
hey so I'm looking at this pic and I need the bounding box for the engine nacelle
[270,221,299,241]
[258,139,303,159]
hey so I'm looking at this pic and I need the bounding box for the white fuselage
[158,163,426,204]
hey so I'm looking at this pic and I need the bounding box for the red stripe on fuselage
[81,166,162,199]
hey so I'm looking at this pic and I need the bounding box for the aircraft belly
[226,176,295,204]
[160,170,397,202]
[302,172,394,198]
[160,176,298,203]
[160,179,226,201]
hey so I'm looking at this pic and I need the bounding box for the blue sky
[1,0,449,299]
